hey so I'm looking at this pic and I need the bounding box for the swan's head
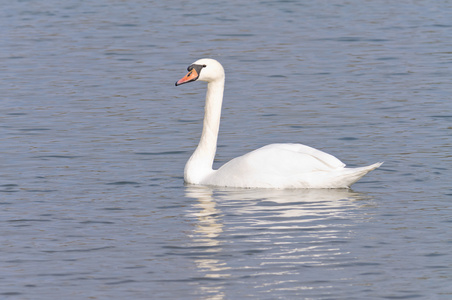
[175,58,224,86]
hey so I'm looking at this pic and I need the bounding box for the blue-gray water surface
[1,0,452,299]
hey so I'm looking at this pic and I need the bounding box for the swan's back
[202,143,381,189]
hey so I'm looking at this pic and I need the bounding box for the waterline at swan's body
[176,58,382,189]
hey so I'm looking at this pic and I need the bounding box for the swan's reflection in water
[184,186,375,298]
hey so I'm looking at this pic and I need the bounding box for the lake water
[1,0,451,299]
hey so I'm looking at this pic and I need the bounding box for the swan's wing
[257,143,346,169]
[221,143,345,174]
[208,143,347,188]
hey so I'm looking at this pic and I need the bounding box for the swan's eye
[202,65,206,68]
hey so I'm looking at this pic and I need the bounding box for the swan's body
[176,58,382,189]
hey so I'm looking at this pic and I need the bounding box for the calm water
[1,0,452,299]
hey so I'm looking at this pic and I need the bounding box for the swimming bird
[175,58,382,188]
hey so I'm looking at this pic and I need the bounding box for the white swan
[176,58,382,189]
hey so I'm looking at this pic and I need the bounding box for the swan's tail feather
[340,162,383,188]
[294,162,382,188]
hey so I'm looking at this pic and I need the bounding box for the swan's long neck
[184,79,224,184]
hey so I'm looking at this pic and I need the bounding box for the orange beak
[175,68,199,86]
